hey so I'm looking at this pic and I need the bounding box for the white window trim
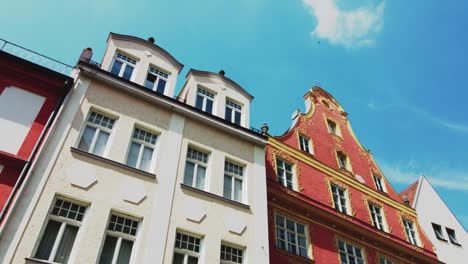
[110,52,138,81]
[184,146,210,190]
[368,203,387,232]
[224,160,245,203]
[327,119,342,137]
[274,214,310,258]
[145,66,170,93]
[337,239,366,264]
[298,134,313,155]
[446,227,460,245]
[403,219,419,246]
[336,151,351,172]
[331,184,350,215]
[76,109,117,157]
[275,158,297,191]
[220,242,245,264]
[173,231,203,264]
[125,127,159,172]
[196,87,216,113]
[225,98,243,125]
[373,174,387,193]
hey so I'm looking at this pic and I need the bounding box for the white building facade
[0,33,270,264]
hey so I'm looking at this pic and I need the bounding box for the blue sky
[2,0,467,229]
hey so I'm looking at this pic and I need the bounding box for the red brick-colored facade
[0,51,72,224]
[266,87,440,264]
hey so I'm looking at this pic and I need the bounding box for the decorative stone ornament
[225,213,247,235]
[121,179,146,205]
[67,161,97,189]
[184,200,206,223]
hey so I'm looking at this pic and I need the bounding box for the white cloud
[303,0,385,48]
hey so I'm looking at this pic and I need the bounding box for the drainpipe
[0,79,71,232]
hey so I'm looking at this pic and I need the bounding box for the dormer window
[110,52,137,81]
[195,88,215,114]
[144,66,169,94]
[225,99,242,125]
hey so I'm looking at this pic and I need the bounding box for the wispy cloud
[302,0,385,48]
[378,159,468,191]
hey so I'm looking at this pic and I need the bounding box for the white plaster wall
[0,86,45,154]
[182,74,251,128]
[415,178,468,263]
[100,38,180,98]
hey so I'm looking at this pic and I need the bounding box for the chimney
[148,37,155,43]
[78,47,93,63]
[218,70,225,76]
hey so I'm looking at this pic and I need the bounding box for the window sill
[329,132,343,140]
[450,241,462,247]
[180,183,250,210]
[70,147,156,179]
[436,237,448,242]
[25,258,54,264]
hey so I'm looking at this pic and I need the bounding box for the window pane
[234,179,242,202]
[99,235,118,264]
[116,239,134,264]
[139,146,153,171]
[122,65,134,80]
[144,74,157,89]
[35,220,61,260]
[187,256,198,264]
[225,107,232,121]
[234,111,241,125]
[172,253,184,264]
[196,166,206,189]
[156,79,167,94]
[126,142,140,168]
[184,161,195,186]
[224,175,232,199]
[111,60,123,75]
[54,225,78,264]
[195,95,204,110]
[92,131,110,156]
[205,99,213,114]
[78,126,96,152]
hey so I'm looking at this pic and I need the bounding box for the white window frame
[446,227,460,245]
[125,127,159,172]
[403,219,419,246]
[220,242,245,264]
[183,146,209,190]
[195,88,215,113]
[331,184,349,214]
[299,134,313,155]
[77,110,116,157]
[225,98,243,125]
[98,213,140,264]
[33,198,88,263]
[337,239,366,264]
[275,214,309,258]
[275,158,296,191]
[336,151,350,171]
[431,223,446,241]
[110,52,137,80]
[327,119,341,136]
[173,231,203,264]
[368,203,386,231]
[144,66,170,94]
[223,160,245,203]
[373,174,387,193]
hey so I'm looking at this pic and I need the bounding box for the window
[172,232,201,264]
[373,174,386,192]
[34,198,87,263]
[368,203,385,231]
[299,135,313,154]
[195,88,215,114]
[110,52,137,81]
[223,161,244,202]
[275,214,309,258]
[77,111,115,156]
[98,214,140,264]
[337,240,365,264]
[446,228,460,245]
[403,219,418,246]
[225,99,242,125]
[331,184,348,214]
[126,127,158,172]
[379,256,395,264]
[276,158,295,190]
[144,66,169,94]
[220,243,244,264]
[183,147,209,190]
[431,223,445,240]
[327,119,338,135]
[336,152,349,170]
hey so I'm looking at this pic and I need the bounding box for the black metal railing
[0,38,74,75]
[79,57,101,68]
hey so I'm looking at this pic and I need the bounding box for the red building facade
[266,87,441,264]
[0,50,72,227]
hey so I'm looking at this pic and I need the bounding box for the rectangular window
[299,135,313,154]
[431,223,445,240]
[373,174,386,192]
[223,161,244,202]
[275,214,309,258]
[369,203,385,231]
[331,184,348,214]
[225,99,242,125]
[379,256,394,264]
[172,232,201,264]
[336,152,348,170]
[110,52,137,81]
[77,111,115,157]
[337,240,365,264]
[220,243,244,264]
[327,119,338,134]
[195,88,215,114]
[403,219,418,246]
[183,147,209,190]
[446,227,460,245]
[126,127,158,172]
[34,198,87,264]
[98,214,140,264]
[144,66,169,94]
[276,158,295,190]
